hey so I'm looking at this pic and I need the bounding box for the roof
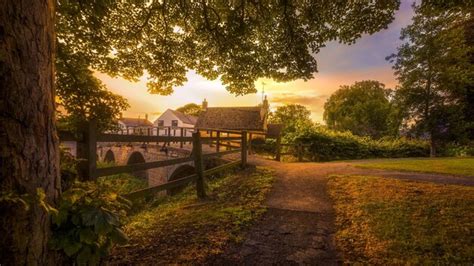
[196,107,266,131]
[118,118,153,127]
[169,109,198,125]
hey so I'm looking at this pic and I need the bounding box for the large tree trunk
[0,1,60,265]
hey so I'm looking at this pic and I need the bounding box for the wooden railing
[58,121,249,200]
[277,143,311,162]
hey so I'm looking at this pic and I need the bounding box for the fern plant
[50,182,131,265]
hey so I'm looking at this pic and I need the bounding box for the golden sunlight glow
[97,65,397,124]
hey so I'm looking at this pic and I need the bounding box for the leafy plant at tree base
[50,182,131,265]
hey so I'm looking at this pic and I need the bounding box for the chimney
[145,113,148,121]
[202,98,208,110]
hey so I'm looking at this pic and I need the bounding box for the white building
[118,116,154,135]
[153,109,197,136]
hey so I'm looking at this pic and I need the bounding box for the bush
[250,138,276,154]
[438,142,474,157]
[284,124,429,161]
[50,182,131,265]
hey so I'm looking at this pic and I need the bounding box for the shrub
[284,124,429,161]
[50,182,131,265]
[250,138,276,154]
[438,142,474,157]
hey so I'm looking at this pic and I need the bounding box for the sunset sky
[98,1,415,124]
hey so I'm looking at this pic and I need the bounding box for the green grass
[328,175,474,264]
[108,167,274,264]
[97,173,148,194]
[96,161,148,194]
[355,157,474,177]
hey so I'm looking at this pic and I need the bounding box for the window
[171,120,178,127]
[158,120,164,126]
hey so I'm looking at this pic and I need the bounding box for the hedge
[283,125,430,161]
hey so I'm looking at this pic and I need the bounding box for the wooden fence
[276,143,311,162]
[59,121,249,200]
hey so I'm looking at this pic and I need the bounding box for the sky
[98,0,415,124]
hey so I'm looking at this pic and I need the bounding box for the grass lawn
[97,173,148,194]
[328,175,474,264]
[96,162,149,194]
[108,166,274,264]
[355,157,474,177]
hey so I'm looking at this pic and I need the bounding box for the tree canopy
[269,104,312,135]
[57,1,400,95]
[323,80,400,138]
[176,103,203,117]
[387,4,474,154]
[56,44,129,133]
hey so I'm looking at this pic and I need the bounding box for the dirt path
[208,156,473,265]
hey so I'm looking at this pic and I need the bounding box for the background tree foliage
[269,104,312,136]
[388,4,474,155]
[1,0,404,263]
[323,80,401,138]
[56,1,400,96]
[176,103,203,117]
[56,44,130,133]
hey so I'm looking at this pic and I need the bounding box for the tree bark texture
[0,1,60,265]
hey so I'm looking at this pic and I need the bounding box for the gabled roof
[169,109,198,125]
[118,118,153,127]
[196,107,266,131]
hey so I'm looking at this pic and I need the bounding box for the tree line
[273,3,473,157]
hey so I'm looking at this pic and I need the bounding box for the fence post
[241,131,248,168]
[297,143,303,162]
[192,132,206,199]
[78,120,97,181]
[275,135,281,161]
[167,127,171,146]
[248,133,253,155]
[209,130,214,147]
[180,128,184,148]
[216,130,220,152]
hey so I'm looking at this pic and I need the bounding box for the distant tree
[56,44,129,133]
[387,4,474,156]
[176,103,202,117]
[269,104,312,135]
[323,80,400,138]
[1,1,401,262]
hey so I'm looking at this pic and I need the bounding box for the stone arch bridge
[96,142,197,187]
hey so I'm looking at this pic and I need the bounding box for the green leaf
[109,228,129,245]
[81,207,99,226]
[63,239,82,256]
[79,228,96,244]
[102,209,119,226]
[76,245,93,265]
[53,209,69,225]
[94,212,112,235]
[71,214,81,226]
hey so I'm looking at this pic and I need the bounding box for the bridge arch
[104,150,115,163]
[167,164,195,195]
[127,151,147,180]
